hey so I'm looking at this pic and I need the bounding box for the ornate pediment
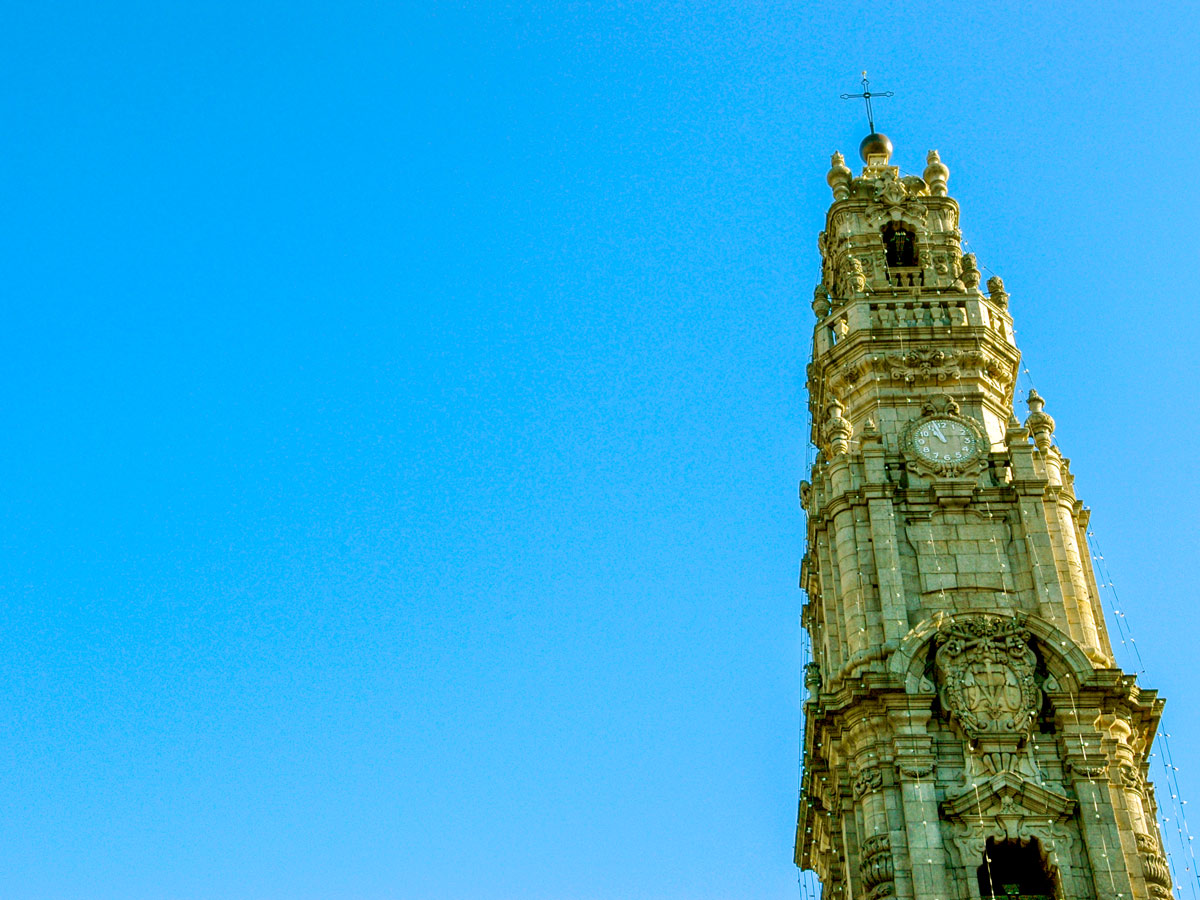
[942,773,1081,898]
[942,772,1075,826]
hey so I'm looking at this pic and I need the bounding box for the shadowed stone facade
[794,136,1172,900]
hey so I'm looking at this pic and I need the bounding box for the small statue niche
[882,223,918,267]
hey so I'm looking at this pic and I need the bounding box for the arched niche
[888,611,1094,696]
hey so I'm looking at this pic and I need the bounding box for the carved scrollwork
[863,172,929,229]
[885,347,962,384]
[875,177,908,206]
[858,344,1008,392]
[860,833,894,899]
[959,349,1016,392]
[1137,832,1173,892]
[1118,764,1145,791]
[934,615,1040,742]
[853,766,882,799]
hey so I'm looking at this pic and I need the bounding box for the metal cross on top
[840,71,893,133]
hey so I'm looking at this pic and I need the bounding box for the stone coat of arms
[934,616,1040,741]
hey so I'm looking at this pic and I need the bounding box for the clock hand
[930,422,948,443]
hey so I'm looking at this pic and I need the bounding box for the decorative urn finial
[924,150,949,196]
[812,283,831,318]
[826,397,852,456]
[987,275,1009,308]
[827,151,852,201]
[960,253,981,290]
[1024,389,1056,453]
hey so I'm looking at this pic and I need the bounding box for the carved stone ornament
[798,480,812,511]
[885,347,961,384]
[923,149,949,197]
[1118,764,1145,791]
[875,175,908,207]
[803,661,822,693]
[852,169,932,230]
[839,256,867,295]
[934,615,1040,742]
[942,774,1080,900]
[897,761,935,779]
[853,766,883,799]
[1065,760,1108,780]
[826,397,853,456]
[1023,389,1056,453]
[860,833,894,900]
[960,253,981,290]
[827,152,852,201]
[812,283,831,318]
[901,397,989,478]
[1137,832,1173,895]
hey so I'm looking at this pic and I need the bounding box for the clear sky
[2,2,1199,899]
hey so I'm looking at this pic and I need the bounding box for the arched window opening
[978,838,1056,900]
[883,224,918,268]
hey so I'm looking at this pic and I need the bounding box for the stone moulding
[941,771,1076,824]
[823,343,1017,399]
[888,612,1094,696]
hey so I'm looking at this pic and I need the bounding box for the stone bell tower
[794,131,1173,900]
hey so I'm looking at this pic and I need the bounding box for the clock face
[912,417,980,464]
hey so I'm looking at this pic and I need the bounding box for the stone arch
[946,822,1081,900]
[889,611,1094,695]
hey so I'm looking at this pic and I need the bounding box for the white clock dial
[912,417,980,464]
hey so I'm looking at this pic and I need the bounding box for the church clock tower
[794,132,1174,900]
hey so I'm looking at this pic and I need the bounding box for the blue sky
[1,2,1199,899]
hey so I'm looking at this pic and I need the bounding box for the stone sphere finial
[827,151,853,201]
[859,132,893,164]
[924,150,949,196]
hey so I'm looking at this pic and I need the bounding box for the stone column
[1057,698,1138,900]
[887,698,953,900]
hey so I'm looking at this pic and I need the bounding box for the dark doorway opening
[978,838,1055,900]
